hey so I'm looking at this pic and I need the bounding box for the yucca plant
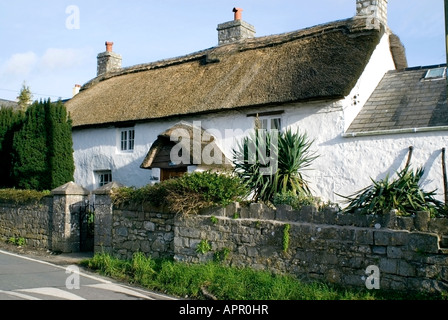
[232,128,318,203]
[340,165,445,217]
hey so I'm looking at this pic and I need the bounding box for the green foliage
[0,189,51,204]
[339,166,445,217]
[16,82,33,111]
[233,128,318,204]
[112,171,248,215]
[273,190,316,209]
[7,236,26,247]
[283,224,291,253]
[196,240,212,255]
[210,216,219,224]
[2,99,74,191]
[83,253,445,300]
[45,100,75,189]
[214,248,231,263]
[0,108,24,188]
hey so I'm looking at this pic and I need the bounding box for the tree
[12,101,49,190]
[46,100,75,189]
[11,99,74,190]
[0,108,24,188]
[16,82,33,111]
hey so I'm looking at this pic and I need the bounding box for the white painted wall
[71,31,448,205]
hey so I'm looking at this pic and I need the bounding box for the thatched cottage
[65,1,448,204]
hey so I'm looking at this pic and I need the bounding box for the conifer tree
[46,100,75,189]
[0,108,24,188]
[12,100,49,190]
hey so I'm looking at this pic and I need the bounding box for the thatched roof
[140,122,232,169]
[66,18,406,129]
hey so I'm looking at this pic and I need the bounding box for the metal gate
[79,200,95,252]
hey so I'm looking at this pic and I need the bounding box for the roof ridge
[81,17,372,91]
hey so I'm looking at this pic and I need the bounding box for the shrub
[0,188,51,204]
[273,190,316,209]
[339,166,445,217]
[112,171,248,215]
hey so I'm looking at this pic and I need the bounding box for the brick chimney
[97,41,122,76]
[217,8,256,45]
[356,0,388,28]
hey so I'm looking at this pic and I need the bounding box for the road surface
[0,249,176,301]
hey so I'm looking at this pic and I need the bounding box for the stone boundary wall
[0,198,53,249]
[173,203,448,293]
[1,182,448,294]
[0,182,90,253]
[110,204,175,260]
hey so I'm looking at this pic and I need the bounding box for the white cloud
[40,48,89,71]
[1,52,38,77]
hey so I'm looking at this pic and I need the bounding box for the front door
[161,167,187,181]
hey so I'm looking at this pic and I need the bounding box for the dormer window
[424,67,446,80]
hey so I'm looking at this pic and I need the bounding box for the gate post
[51,182,90,253]
[93,182,123,255]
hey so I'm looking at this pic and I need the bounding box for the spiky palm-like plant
[339,166,445,217]
[233,128,318,203]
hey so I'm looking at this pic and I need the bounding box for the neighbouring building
[65,1,448,205]
[0,99,19,110]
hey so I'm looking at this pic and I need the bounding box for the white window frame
[95,170,112,188]
[257,116,282,131]
[119,128,135,152]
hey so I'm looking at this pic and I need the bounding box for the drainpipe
[445,0,448,92]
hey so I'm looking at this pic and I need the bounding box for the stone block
[408,232,440,254]
[387,246,404,259]
[275,205,294,222]
[354,229,374,245]
[396,217,414,231]
[374,230,409,246]
[379,258,398,274]
[372,246,387,255]
[239,206,250,219]
[225,202,240,218]
[415,211,430,232]
[250,203,275,220]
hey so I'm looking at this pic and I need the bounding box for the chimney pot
[105,41,114,52]
[233,7,243,20]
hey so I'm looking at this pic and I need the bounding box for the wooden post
[405,146,414,168]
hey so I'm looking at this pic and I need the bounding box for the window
[424,67,446,80]
[96,171,112,188]
[257,117,282,131]
[120,128,135,152]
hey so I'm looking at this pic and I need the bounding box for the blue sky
[0,0,445,101]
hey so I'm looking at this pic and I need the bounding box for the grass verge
[80,252,446,301]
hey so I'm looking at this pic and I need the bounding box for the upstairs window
[120,128,135,152]
[257,116,282,131]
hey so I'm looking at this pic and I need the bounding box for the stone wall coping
[93,181,125,195]
[51,181,90,196]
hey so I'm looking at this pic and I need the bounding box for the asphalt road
[0,249,177,301]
